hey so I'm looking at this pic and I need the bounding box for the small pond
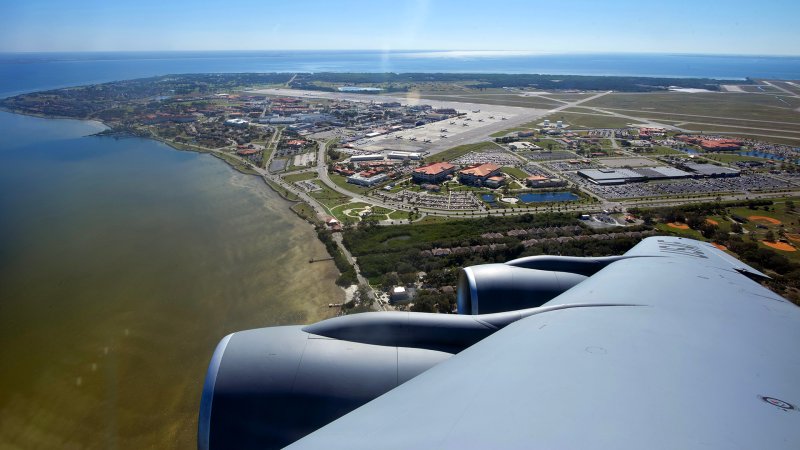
[518,192,579,203]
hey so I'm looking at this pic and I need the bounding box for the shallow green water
[0,111,342,449]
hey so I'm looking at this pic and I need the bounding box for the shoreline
[0,107,350,299]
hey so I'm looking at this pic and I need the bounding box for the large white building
[347,172,389,187]
[387,151,421,160]
[224,118,249,128]
[350,154,385,162]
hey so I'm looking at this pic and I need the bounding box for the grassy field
[582,92,800,124]
[208,152,259,175]
[633,146,683,155]
[309,180,352,209]
[327,201,374,224]
[655,222,705,240]
[725,203,800,261]
[675,123,800,142]
[263,178,301,201]
[531,138,563,149]
[419,93,560,110]
[770,81,800,96]
[388,210,413,220]
[544,111,636,129]
[282,172,317,183]
[425,141,501,163]
[501,166,529,179]
[701,153,769,164]
[540,93,598,101]
[290,202,320,223]
[414,215,457,224]
[490,127,533,137]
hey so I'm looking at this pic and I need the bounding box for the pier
[309,257,335,263]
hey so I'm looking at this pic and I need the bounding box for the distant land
[2,51,800,99]
[2,58,800,450]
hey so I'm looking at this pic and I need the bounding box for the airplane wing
[286,237,800,449]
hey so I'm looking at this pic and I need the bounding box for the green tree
[381,272,401,291]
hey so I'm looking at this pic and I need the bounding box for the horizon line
[1,49,800,58]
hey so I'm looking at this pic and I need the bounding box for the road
[248,86,800,218]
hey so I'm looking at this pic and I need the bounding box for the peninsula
[4,72,800,309]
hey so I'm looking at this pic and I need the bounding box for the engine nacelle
[199,253,646,449]
[198,326,450,450]
[458,264,587,314]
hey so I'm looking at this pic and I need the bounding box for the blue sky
[1,0,798,55]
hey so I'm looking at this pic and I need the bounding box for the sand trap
[785,233,800,243]
[711,243,728,251]
[706,218,719,225]
[667,222,690,229]
[748,215,781,225]
[762,241,796,252]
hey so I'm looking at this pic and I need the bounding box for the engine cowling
[198,326,451,450]
[457,264,587,314]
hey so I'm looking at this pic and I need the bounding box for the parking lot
[451,150,523,166]
[564,172,794,199]
[597,157,657,168]
[375,190,481,210]
[519,150,578,161]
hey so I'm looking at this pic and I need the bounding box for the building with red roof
[484,175,506,188]
[412,162,456,183]
[459,163,501,186]
[699,139,743,151]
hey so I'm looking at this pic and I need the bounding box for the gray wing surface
[289,237,800,449]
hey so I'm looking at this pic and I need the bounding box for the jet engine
[458,265,586,314]
[198,325,451,450]
[197,307,556,449]
[457,255,632,314]
[198,255,640,449]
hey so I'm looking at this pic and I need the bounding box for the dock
[309,257,335,263]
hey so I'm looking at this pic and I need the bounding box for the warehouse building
[579,166,696,185]
[351,154,385,162]
[387,151,422,160]
[526,175,568,188]
[577,168,645,185]
[681,163,741,177]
